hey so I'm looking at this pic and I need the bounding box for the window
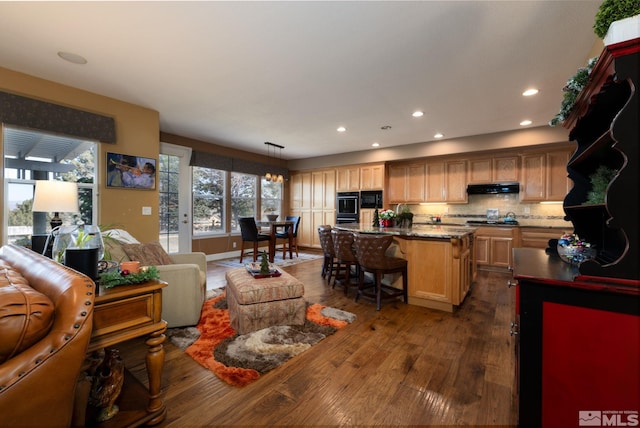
[230,172,257,232]
[3,126,97,246]
[158,153,180,250]
[261,178,283,219]
[192,166,225,235]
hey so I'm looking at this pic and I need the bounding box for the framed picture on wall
[106,152,157,190]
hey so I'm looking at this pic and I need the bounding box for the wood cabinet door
[336,167,359,191]
[290,172,311,210]
[388,165,407,203]
[521,153,546,201]
[490,237,513,268]
[493,156,519,182]
[469,158,492,183]
[425,161,445,202]
[475,236,490,265]
[360,208,374,228]
[445,160,467,202]
[360,164,384,190]
[406,163,425,202]
[546,150,572,201]
[323,170,336,210]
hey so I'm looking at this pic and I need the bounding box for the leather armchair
[0,244,95,427]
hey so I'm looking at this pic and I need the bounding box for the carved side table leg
[145,326,167,425]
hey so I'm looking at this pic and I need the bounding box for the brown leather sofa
[0,244,95,427]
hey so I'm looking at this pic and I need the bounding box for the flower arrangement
[378,209,396,220]
[557,233,595,265]
[99,265,160,289]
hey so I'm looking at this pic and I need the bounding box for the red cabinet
[513,248,639,428]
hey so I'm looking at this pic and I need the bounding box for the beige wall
[0,66,160,243]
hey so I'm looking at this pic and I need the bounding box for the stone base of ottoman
[225,268,306,334]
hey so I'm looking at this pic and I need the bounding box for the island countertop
[334,222,476,239]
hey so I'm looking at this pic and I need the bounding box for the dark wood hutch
[512,27,640,427]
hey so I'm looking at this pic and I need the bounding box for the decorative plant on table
[259,251,270,275]
[372,208,380,228]
[396,205,414,229]
[99,266,160,289]
[378,209,396,227]
[52,223,104,264]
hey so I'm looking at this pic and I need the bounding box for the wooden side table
[75,280,168,427]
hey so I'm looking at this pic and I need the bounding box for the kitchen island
[335,223,477,312]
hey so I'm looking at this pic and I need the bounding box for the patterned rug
[166,291,355,387]
[213,251,323,269]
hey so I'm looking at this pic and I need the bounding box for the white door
[159,143,192,253]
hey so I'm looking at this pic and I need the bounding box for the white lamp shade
[32,180,79,213]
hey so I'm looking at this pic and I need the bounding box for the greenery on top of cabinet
[585,165,617,205]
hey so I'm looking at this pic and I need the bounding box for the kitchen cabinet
[445,160,467,203]
[520,149,573,202]
[393,231,475,312]
[474,226,515,269]
[425,161,445,202]
[561,36,638,280]
[290,169,335,248]
[519,227,572,249]
[387,163,425,203]
[360,208,376,228]
[336,166,359,191]
[512,248,639,428]
[469,155,519,183]
[360,164,384,190]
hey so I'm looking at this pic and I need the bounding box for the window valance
[0,91,116,143]
[190,150,288,178]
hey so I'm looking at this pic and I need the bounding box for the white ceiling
[0,1,602,160]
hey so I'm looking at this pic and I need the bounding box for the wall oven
[336,192,359,223]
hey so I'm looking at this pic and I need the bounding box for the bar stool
[331,229,359,296]
[317,225,337,284]
[353,233,408,310]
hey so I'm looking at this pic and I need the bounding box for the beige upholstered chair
[103,229,206,328]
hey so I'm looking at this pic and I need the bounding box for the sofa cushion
[0,260,55,364]
[122,241,173,266]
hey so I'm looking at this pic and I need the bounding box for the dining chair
[276,216,301,259]
[353,233,408,310]
[317,225,339,285]
[238,217,272,263]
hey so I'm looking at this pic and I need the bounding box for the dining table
[256,220,294,263]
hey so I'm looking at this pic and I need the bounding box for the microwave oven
[360,190,383,209]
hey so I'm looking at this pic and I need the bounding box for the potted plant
[52,223,104,279]
[593,0,640,39]
[378,209,396,228]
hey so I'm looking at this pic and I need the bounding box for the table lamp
[32,180,79,229]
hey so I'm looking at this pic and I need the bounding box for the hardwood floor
[118,254,518,427]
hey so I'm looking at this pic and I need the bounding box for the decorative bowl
[556,233,596,265]
[266,214,279,221]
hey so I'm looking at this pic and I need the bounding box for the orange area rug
[184,291,355,387]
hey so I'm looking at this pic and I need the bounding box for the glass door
[159,143,192,253]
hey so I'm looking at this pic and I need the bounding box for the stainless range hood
[466,183,520,195]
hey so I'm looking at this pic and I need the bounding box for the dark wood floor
[118,253,518,427]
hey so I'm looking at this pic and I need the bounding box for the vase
[380,219,394,228]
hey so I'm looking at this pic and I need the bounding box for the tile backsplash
[400,194,573,228]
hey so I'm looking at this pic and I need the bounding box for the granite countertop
[335,223,476,239]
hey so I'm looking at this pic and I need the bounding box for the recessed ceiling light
[520,120,532,126]
[434,133,444,138]
[522,88,539,96]
[337,126,346,132]
[412,111,424,117]
[372,142,380,147]
[57,51,87,64]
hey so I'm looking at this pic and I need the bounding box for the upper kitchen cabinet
[469,155,519,184]
[336,166,360,191]
[444,160,468,203]
[388,163,426,204]
[562,35,639,280]
[360,163,385,190]
[520,148,573,202]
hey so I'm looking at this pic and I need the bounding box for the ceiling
[0,1,602,160]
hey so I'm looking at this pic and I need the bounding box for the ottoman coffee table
[225,267,306,334]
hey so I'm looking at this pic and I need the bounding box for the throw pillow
[122,242,173,266]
